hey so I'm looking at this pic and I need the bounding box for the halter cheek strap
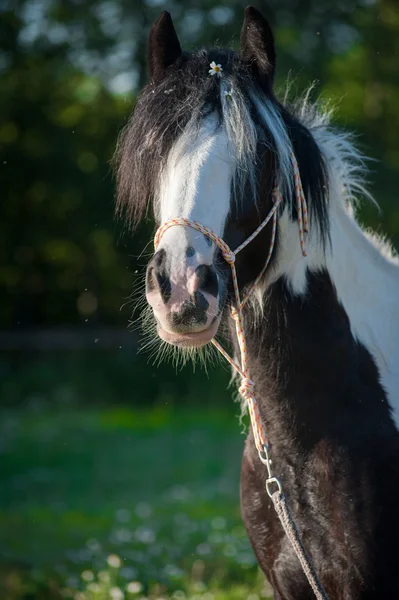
[154,153,328,600]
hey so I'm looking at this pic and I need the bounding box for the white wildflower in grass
[135,526,155,544]
[86,538,101,552]
[107,554,122,568]
[112,528,133,543]
[196,543,212,556]
[163,564,183,578]
[126,581,143,594]
[208,61,223,77]
[110,587,124,600]
[171,591,186,600]
[191,582,206,593]
[81,570,94,582]
[135,502,152,519]
[97,570,111,583]
[169,485,190,502]
[86,583,101,593]
[115,508,131,522]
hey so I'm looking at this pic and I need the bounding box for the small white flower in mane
[209,61,223,77]
[223,89,233,100]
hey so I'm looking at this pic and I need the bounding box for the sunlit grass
[0,405,269,600]
[4,558,272,600]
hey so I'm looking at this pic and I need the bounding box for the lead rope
[154,154,328,600]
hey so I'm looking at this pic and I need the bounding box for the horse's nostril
[153,248,167,268]
[195,264,218,297]
[155,272,171,304]
[146,266,155,292]
[146,250,171,304]
[193,291,209,312]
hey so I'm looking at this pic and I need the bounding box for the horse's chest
[239,437,372,599]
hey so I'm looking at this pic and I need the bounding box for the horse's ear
[240,6,276,87]
[148,11,182,81]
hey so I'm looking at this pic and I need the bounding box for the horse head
[115,7,326,349]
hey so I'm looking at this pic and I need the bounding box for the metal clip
[259,445,283,498]
[266,476,282,498]
[258,444,273,479]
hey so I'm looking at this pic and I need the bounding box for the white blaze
[156,115,232,271]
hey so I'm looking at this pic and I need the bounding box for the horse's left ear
[148,11,182,81]
[240,6,276,87]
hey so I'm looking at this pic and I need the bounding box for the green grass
[0,404,272,600]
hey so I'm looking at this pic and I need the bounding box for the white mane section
[219,79,258,198]
[276,97,399,427]
[219,78,296,203]
[250,91,294,200]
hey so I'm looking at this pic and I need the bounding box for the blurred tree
[0,6,133,327]
[1,0,398,329]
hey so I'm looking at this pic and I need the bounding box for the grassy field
[0,398,272,600]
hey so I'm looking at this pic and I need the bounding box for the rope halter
[154,152,308,456]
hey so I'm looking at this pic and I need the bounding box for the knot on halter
[222,249,235,265]
[239,377,255,400]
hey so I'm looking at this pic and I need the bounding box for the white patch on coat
[267,113,399,428]
[326,190,399,427]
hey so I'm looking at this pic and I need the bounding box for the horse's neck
[325,201,399,431]
[244,196,399,440]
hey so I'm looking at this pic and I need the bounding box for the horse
[114,7,399,599]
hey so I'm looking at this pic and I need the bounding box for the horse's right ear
[240,6,276,88]
[148,11,182,81]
